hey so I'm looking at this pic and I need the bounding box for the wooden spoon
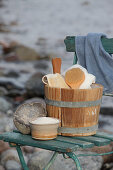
[65,68,85,89]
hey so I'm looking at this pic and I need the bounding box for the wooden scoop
[65,68,85,89]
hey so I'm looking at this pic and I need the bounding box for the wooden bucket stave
[45,84,103,136]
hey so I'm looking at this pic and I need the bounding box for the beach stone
[0,23,10,33]
[0,70,5,77]
[0,78,23,90]
[27,150,103,170]
[4,53,19,62]
[27,150,53,170]
[0,149,27,167]
[3,42,40,61]
[0,149,20,165]
[81,1,90,6]
[5,160,21,170]
[7,89,25,97]
[12,44,41,61]
[102,162,113,170]
[13,102,47,134]
[7,110,14,117]
[23,146,35,154]
[0,97,12,113]
[25,72,44,97]
[24,97,46,109]
[0,141,10,154]
[5,70,20,78]
[0,113,14,132]
[2,41,17,54]
[0,165,5,170]
[14,96,25,104]
[0,87,8,96]
[34,60,49,70]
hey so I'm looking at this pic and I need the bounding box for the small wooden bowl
[29,117,60,140]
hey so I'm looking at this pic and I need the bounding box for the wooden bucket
[45,84,103,136]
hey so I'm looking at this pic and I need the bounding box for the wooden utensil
[65,68,85,89]
[52,58,61,73]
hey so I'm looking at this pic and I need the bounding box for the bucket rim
[45,83,103,91]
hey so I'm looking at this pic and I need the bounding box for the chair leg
[66,152,82,170]
[16,146,29,170]
[43,152,58,170]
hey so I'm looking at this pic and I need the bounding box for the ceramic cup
[29,117,60,140]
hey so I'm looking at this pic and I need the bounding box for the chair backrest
[64,36,113,96]
[64,36,113,64]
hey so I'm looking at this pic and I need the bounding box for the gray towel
[75,33,113,93]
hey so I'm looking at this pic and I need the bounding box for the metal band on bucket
[45,98,101,108]
[58,124,98,134]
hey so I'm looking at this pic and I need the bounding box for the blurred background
[0,0,113,169]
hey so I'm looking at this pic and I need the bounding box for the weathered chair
[1,130,113,170]
[64,36,113,97]
[64,36,113,64]
[0,36,113,170]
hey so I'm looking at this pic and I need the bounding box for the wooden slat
[0,132,79,153]
[101,38,113,54]
[94,131,113,141]
[64,36,113,54]
[64,36,75,52]
[56,136,94,149]
[71,136,110,146]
